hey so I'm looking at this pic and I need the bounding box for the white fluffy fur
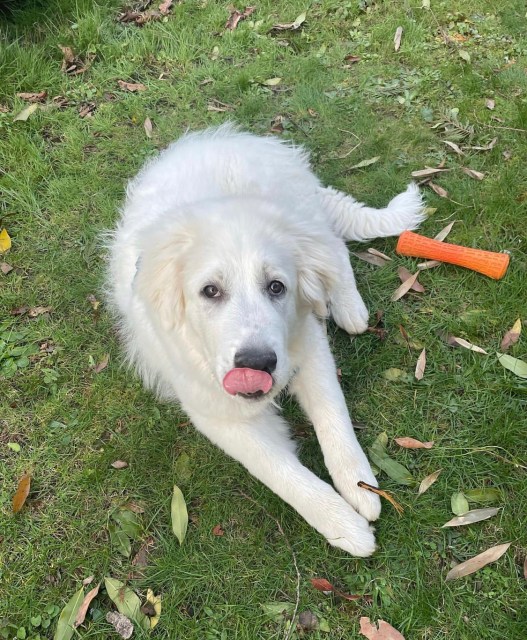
[107,124,424,556]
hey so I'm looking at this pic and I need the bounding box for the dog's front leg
[189,409,376,557]
[291,316,381,523]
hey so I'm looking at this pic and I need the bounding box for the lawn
[1,1,526,638]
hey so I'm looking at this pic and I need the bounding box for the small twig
[474,117,527,134]
[238,491,301,640]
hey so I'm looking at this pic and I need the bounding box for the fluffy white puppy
[107,124,424,556]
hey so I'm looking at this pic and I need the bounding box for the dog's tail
[318,182,426,242]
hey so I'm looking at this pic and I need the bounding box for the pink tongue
[223,368,273,395]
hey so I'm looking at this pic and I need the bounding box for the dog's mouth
[222,368,273,399]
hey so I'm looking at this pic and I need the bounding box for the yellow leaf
[146,588,161,629]
[0,228,12,253]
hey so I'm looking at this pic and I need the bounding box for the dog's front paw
[330,292,369,335]
[318,498,377,557]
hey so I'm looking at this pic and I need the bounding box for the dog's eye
[202,284,221,299]
[268,280,285,296]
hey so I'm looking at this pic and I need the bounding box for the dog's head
[134,197,338,402]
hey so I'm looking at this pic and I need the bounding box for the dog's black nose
[234,348,277,373]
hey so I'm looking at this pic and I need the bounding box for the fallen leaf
[395,436,433,449]
[458,50,471,63]
[485,98,495,110]
[428,182,449,198]
[398,267,425,292]
[74,584,100,628]
[500,319,522,351]
[261,602,295,622]
[0,228,12,252]
[466,138,497,152]
[524,557,527,581]
[131,536,155,571]
[270,12,306,32]
[93,354,109,373]
[369,432,415,486]
[447,336,488,354]
[394,26,403,52]
[225,5,255,30]
[78,102,96,118]
[11,305,29,316]
[55,588,85,640]
[13,103,38,122]
[411,167,449,178]
[112,509,142,538]
[349,156,380,170]
[1,261,13,274]
[117,80,147,92]
[145,589,161,628]
[359,617,406,640]
[7,442,21,452]
[262,77,281,86]
[391,271,421,301]
[59,45,92,75]
[171,484,188,545]
[368,248,392,261]
[464,488,501,504]
[357,481,404,514]
[382,368,407,381]
[442,507,500,528]
[344,54,361,64]
[298,610,318,631]
[108,523,131,557]
[86,294,100,310]
[310,578,361,601]
[207,99,234,112]
[418,259,442,270]
[12,473,31,513]
[17,91,47,102]
[106,612,133,639]
[462,167,485,180]
[415,349,427,380]
[451,492,469,516]
[104,578,149,630]
[111,460,128,469]
[443,140,464,155]
[144,117,153,138]
[497,353,527,378]
[418,469,442,495]
[445,542,511,581]
[502,149,512,161]
[212,524,224,536]
[434,221,456,242]
[82,576,94,586]
[352,251,388,267]
[28,305,52,317]
[158,0,173,14]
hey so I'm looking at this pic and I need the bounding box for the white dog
[107,124,424,556]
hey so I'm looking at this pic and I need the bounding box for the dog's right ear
[134,222,192,330]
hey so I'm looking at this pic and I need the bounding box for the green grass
[1,1,526,638]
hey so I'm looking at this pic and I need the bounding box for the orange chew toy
[396,231,510,280]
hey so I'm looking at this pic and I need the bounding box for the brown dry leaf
[502,150,512,161]
[117,80,147,92]
[82,575,94,586]
[1,262,14,274]
[415,348,427,381]
[395,436,433,449]
[270,12,306,32]
[17,91,47,102]
[359,617,406,640]
[523,556,527,581]
[443,140,464,155]
[74,584,100,628]
[445,542,511,581]
[310,578,362,601]
[78,103,96,118]
[225,5,255,30]
[11,305,29,316]
[418,259,442,270]
[212,524,224,536]
[357,481,404,515]
[269,115,284,134]
[411,167,449,178]
[466,138,497,152]
[93,354,110,373]
[111,460,128,469]
[159,0,173,14]
[434,221,456,242]
[131,536,155,570]
[28,306,52,317]
[428,182,449,198]
[13,473,31,513]
[391,271,420,301]
[397,267,425,292]
[352,252,388,267]
[485,98,495,110]
[418,469,442,495]
[59,45,92,75]
[368,248,392,261]
[207,99,234,112]
[394,26,403,52]
[144,117,153,138]
[344,54,361,64]
[462,167,485,181]
[442,507,500,528]
[500,319,522,351]
[446,336,488,354]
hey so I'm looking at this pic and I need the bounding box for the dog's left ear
[293,225,339,317]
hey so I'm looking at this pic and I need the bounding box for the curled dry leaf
[428,182,449,198]
[398,267,425,292]
[357,481,404,514]
[394,26,403,52]
[500,319,521,351]
[144,117,153,138]
[352,252,388,267]
[359,617,406,640]
[82,575,94,586]
[212,524,224,536]
[415,348,426,380]
[466,138,497,152]
[17,91,47,102]
[12,473,31,513]
[447,336,488,354]
[443,140,464,155]
[111,460,128,469]
[59,45,92,75]
[395,436,433,450]
[391,271,421,301]
[485,98,495,110]
[418,469,442,495]
[418,259,442,270]
[28,305,52,317]
[225,5,255,31]
[207,99,234,112]
[442,507,500,528]
[74,584,100,628]
[93,354,109,373]
[462,167,485,180]
[270,12,306,32]
[159,0,173,14]
[117,80,147,92]
[411,167,449,178]
[445,542,511,581]
[1,262,13,274]
[310,578,362,601]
